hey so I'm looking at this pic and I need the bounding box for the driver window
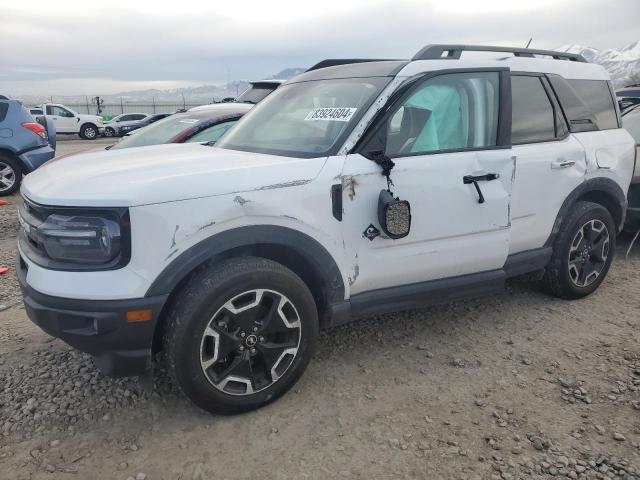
[51,106,73,117]
[385,72,500,156]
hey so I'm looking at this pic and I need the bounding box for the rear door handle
[463,173,499,204]
[551,159,576,169]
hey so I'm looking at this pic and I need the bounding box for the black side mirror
[378,190,411,239]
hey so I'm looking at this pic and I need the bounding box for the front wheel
[103,127,115,137]
[79,124,98,140]
[164,257,318,414]
[543,201,616,299]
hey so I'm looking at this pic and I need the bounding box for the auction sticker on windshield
[305,107,357,122]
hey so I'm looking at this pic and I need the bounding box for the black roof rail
[412,44,588,63]
[306,59,402,72]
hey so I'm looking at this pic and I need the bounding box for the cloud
[0,0,638,95]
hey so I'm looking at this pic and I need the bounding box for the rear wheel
[0,155,21,196]
[164,257,318,414]
[544,201,615,299]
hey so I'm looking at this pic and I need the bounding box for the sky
[1,0,639,96]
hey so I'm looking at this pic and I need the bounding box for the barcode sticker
[305,107,357,122]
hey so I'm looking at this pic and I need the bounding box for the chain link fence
[60,101,206,116]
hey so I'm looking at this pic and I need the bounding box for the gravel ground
[1,139,639,479]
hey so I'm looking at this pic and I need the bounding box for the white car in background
[40,103,104,140]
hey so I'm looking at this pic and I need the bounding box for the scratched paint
[256,179,311,190]
[233,195,250,206]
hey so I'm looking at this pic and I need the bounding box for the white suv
[17,45,636,414]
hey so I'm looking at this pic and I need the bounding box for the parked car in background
[236,79,284,103]
[617,85,640,112]
[103,113,148,137]
[28,107,43,116]
[622,104,640,230]
[109,104,251,150]
[190,80,283,112]
[39,103,103,140]
[117,113,171,136]
[0,97,55,195]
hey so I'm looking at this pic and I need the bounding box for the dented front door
[340,149,515,296]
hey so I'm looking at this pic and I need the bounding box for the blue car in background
[0,95,56,196]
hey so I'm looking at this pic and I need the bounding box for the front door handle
[551,159,576,169]
[463,173,499,204]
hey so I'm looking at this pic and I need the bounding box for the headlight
[39,214,122,264]
[18,198,131,270]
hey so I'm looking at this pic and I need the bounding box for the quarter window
[567,80,618,130]
[511,76,556,144]
[384,71,500,156]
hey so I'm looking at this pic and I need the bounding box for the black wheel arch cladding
[146,225,345,320]
[545,177,627,248]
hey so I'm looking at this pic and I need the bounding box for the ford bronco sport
[17,45,636,414]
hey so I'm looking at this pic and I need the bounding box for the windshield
[236,85,277,104]
[217,77,390,158]
[110,114,204,150]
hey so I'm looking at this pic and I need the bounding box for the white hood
[21,143,327,207]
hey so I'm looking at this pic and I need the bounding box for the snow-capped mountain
[556,41,640,87]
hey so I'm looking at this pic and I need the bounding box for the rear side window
[0,102,8,122]
[548,76,618,131]
[567,80,618,130]
[511,76,556,144]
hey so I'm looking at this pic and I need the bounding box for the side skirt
[325,247,551,328]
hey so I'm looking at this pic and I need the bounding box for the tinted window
[384,71,499,156]
[617,89,640,98]
[567,80,618,130]
[237,86,277,104]
[511,76,556,144]
[623,107,640,144]
[0,103,8,122]
[185,121,238,143]
[111,113,208,150]
[547,75,598,132]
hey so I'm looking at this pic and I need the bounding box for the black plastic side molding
[331,184,342,221]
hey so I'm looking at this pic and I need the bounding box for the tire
[104,127,115,137]
[164,257,319,414]
[0,155,22,196]
[543,201,616,299]
[79,124,98,140]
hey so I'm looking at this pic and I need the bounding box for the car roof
[187,103,254,113]
[289,44,609,84]
[179,105,251,118]
[289,60,409,83]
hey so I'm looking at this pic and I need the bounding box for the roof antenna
[525,38,533,48]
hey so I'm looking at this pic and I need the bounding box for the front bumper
[18,145,56,173]
[17,255,167,377]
